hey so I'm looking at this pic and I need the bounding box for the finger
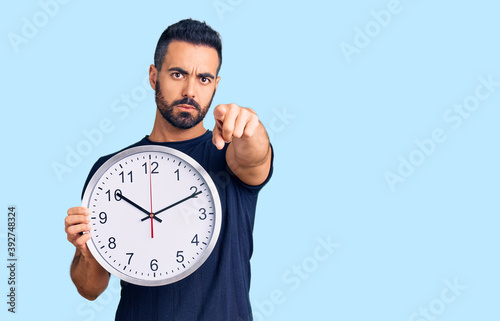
[242,113,260,138]
[72,232,92,254]
[233,108,257,138]
[67,207,90,216]
[66,222,91,237]
[232,112,246,138]
[213,104,227,122]
[213,106,227,150]
[212,121,225,150]
[65,207,90,232]
[220,104,239,142]
[66,222,92,250]
[65,214,90,228]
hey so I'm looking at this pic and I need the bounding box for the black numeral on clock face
[191,234,199,246]
[150,259,158,271]
[106,189,122,201]
[108,237,116,249]
[126,253,134,265]
[176,251,184,263]
[99,212,107,224]
[142,161,159,174]
[199,208,207,220]
[174,169,180,181]
[119,170,133,183]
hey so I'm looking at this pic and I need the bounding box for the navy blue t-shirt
[82,130,273,321]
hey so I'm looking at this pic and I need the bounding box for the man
[64,19,273,320]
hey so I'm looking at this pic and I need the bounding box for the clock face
[82,145,222,286]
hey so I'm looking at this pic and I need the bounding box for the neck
[149,109,206,143]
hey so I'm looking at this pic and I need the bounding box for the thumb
[212,105,227,150]
[212,120,225,150]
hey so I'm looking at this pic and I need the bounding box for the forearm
[70,249,110,301]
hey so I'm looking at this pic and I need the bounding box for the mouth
[176,104,197,111]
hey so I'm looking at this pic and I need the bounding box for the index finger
[213,104,227,122]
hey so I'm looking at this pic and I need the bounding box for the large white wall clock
[81,145,222,286]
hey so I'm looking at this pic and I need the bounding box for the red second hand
[149,158,154,238]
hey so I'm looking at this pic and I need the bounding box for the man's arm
[65,206,110,300]
[212,104,272,186]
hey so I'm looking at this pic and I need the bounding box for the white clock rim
[81,145,222,287]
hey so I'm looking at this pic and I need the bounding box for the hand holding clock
[65,207,93,256]
[65,206,111,300]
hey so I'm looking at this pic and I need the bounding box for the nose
[182,77,196,98]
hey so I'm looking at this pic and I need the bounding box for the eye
[172,72,183,79]
[200,77,210,84]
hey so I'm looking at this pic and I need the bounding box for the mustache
[172,97,201,111]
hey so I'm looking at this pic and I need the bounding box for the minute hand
[141,190,202,221]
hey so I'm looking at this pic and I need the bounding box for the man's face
[153,40,220,129]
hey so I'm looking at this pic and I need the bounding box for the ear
[215,76,221,91]
[149,64,158,91]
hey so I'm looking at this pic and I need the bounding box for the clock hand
[117,191,163,223]
[149,159,154,238]
[141,190,202,222]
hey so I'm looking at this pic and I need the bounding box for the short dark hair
[154,19,222,75]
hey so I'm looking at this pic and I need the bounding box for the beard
[155,79,215,130]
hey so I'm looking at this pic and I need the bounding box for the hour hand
[117,191,162,223]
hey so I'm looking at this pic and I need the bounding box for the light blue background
[1,0,499,320]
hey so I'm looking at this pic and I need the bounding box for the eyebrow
[167,67,215,80]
